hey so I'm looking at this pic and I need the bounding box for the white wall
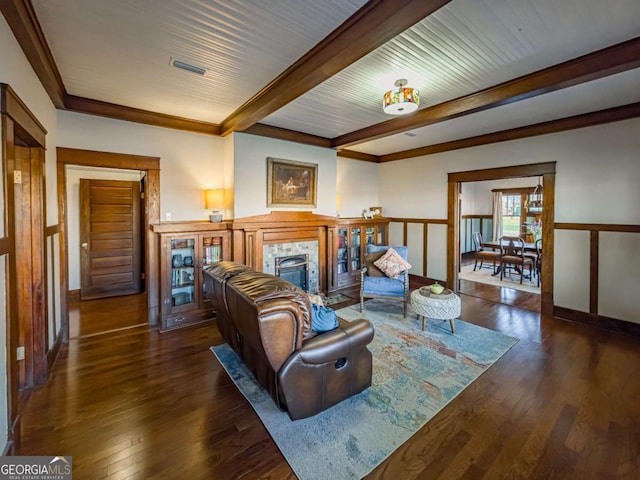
[232,133,337,217]
[0,15,60,452]
[337,157,379,218]
[65,166,143,290]
[379,119,640,323]
[461,178,538,215]
[56,110,226,221]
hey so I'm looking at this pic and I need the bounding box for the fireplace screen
[275,254,309,292]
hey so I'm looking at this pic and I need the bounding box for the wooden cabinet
[152,222,230,331]
[328,218,389,291]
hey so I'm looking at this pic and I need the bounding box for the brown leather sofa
[203,261,375,420]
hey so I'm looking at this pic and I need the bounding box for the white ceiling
[29,0,640,156]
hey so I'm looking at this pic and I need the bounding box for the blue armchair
[360,245,409,317]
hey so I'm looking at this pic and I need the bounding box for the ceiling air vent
[171,58,206,76]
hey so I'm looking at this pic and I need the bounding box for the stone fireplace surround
[230,211,338,294]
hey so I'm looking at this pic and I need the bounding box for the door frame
[56,148,160,341]
[447,162,556,316]
[1,83,48,454]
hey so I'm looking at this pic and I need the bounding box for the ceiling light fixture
[383,79,419,115]
[172,59,206,75]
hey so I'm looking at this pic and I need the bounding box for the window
[501,194,522,236]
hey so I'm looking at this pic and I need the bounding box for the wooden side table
[410,287,461,333]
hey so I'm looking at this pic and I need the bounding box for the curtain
[492,191,503,241]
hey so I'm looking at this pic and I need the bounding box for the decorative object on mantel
[205,188,224,222]
[383,79,420,115]
[369,206,383,218]
[267,157,317,208]
[362,208,381,219]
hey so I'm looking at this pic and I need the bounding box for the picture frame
[267,157,317,208]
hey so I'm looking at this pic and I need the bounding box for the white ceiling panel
[261,0,640,138]
[31,0,368,123]
[350,68,640,155]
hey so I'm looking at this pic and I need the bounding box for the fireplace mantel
[231,211,338,292]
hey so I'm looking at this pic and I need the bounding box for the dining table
[483,239,538,253]
[481,239,539,276]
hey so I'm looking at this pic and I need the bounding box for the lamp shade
[383,79,419,115]
[204,189,224,210]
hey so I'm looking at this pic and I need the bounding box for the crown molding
[243,123,332,148]
[336,149,380,163]
[0,0,66,107]
[64,95,220,135]
[378,102,640,162]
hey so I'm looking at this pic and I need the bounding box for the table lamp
[205,189,224,222]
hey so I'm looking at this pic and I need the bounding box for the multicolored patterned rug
[210,299,517,479]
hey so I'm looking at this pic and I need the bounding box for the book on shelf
[203,244,222,265]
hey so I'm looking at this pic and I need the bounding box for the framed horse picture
[267,157,317,207]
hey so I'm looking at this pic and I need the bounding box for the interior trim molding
[244,123,332,148]
[333,37,640,148]
[64,95,220,135]
[1,83,47,145]
[554,306,640,339]
[0,0,66,107]
[336,149,380,162]
[448,161,557,183]
[554,223,640,232]
[378,102,640,162]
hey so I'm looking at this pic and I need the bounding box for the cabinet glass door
[170,237,196,310]
[202,236,223,267]
[337,228,348,274]
[377,225,386,245]
[350,227,361,270]
[365,227,375,247]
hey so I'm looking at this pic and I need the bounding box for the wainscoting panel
[388,221,404,247]
[427,224,447,281]
[598,231,640,324]
[554,229,590,313]
[406,223,424,277]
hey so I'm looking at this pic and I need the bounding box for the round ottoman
[410,287,461,333]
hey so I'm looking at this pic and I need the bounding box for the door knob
[81,242,88,249]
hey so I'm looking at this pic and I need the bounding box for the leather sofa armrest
[294,319,374,365]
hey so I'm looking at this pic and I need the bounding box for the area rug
[210,299,517,479]
[459,263,540,294]
[322,292,351,306]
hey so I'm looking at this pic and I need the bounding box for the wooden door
[80,179,142,299]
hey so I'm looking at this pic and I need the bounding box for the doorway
[458,180,541,310]
[56,148,161,341]
[447,162,556,317]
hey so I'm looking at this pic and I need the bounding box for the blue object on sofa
[360,245,409,317]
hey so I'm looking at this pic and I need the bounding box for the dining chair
[535,238,542,287]
[499,236,534,284]
[472,232,501,274]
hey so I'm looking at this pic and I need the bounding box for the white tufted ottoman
[410,287,461,333]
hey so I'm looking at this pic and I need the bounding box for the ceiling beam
[65,95,220,135]
[219,0,452,136]
[378,102,640,162]
[333,37,640,148]
[0,0,66,108]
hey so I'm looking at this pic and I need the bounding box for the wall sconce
[205,189,224,222]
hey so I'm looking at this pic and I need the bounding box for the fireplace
[275,254,309,292]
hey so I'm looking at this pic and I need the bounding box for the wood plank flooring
[17,287,640,479]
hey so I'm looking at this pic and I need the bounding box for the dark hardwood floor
[18,286,640,479]
[68,292,148,338]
